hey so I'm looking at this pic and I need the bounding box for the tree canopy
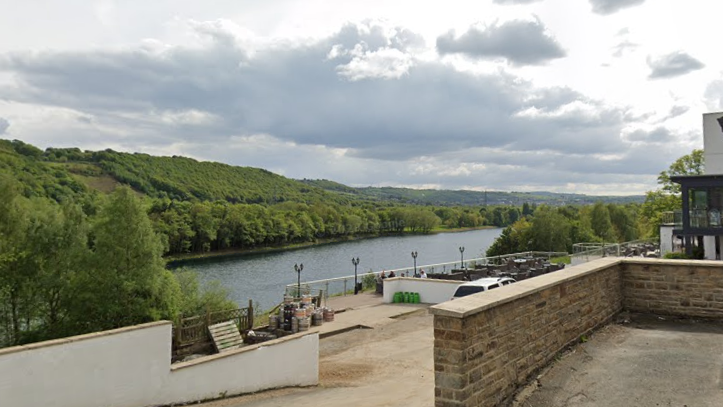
[638,149,702,237]
[657,149,704,193]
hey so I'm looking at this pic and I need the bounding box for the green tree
[608,204,638,242]
[657,149,704,193]
[486,219,531,257]
[175,269,236,317]
[638,149,702,237]
[0,178,33,345]
[69,187,181,332]
[27,201,91,341]
[590,202,615,242]
[529,207,571,252]
[638,190,680,238]
[522,202,534,217]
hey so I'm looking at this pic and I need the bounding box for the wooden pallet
[208,320,243,353]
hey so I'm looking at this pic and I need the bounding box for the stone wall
[431,258,623,407]
[431,257,723,407]
[622,259,723,318]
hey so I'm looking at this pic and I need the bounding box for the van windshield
[453,286,485,298]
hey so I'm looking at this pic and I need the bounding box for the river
[173,228,502,311]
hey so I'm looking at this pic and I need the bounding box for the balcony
[664,208,723,230]
[660,210,681,227]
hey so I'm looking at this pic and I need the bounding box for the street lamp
[459,246,465,269]
[294,263,304,298]
[411,251,418,275]
[352,257,360,294]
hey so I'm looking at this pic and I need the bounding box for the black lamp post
[459,246,465,269]
[294,263,303,298]
[352,257,360,294]
[411,251,418,275]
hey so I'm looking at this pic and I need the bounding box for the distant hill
[299,180,645,206]
[0,140,342,205]
[0,139,644,207]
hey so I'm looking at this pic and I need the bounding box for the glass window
[453,286,484,298]
[691,189,708,209]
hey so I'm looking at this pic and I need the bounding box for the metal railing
[661,210,682,227]
[284,251,569,304]
[571,239,659,265]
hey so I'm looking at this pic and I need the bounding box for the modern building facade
[670,112,723,259]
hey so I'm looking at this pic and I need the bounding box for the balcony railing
[666,208,723,229]
[661,210,681,227]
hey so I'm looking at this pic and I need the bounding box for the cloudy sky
[1,0,721,195]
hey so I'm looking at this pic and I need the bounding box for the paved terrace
[198,258,723,407]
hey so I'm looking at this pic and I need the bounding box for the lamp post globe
[294,263,304,298]
[411,251,418,275]
[352,257,360,295]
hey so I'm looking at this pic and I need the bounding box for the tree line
[148,199,526,255]
[486,202,640,257]
[0,180,234,348]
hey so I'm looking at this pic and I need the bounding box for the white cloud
[1,1,721,195]
[335,46,414,81]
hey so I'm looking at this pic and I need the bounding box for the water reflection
[171,228,502,311]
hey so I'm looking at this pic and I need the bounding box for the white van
[451,277,516,299]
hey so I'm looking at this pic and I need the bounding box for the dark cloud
[0,117,8,134]
[648,52,705,79]
[663,105,689,121]
[625,127,676,143]
[436,19,565,65]
[0,21,667,192]
[590,0,646,15]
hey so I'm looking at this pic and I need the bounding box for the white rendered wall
[703,112,723,175]
[0,321,318,407]
[165,333,318,404]
[383,277,461,304]
[660,225,674,257]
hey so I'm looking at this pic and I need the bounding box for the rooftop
[515,312,723,407]
[195,272,723,407]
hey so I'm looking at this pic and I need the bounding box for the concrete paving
[200,294,723,407]
[199,293,435,407]
[514,312,723,407]
[314,292,428,335]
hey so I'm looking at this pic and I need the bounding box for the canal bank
[165,226,498,266]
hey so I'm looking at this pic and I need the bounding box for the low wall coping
[620,257,723,268]
[385,278,462,285]
[0,320,171,357]
[171,331,318,371]
[429,258,622,319]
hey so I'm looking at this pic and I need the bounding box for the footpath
[198,292,435,407]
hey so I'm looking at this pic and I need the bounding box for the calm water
[172,228,502,311]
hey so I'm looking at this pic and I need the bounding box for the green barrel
[393,292,401,303]
[413,292,420,303]
[403,292,410,303]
